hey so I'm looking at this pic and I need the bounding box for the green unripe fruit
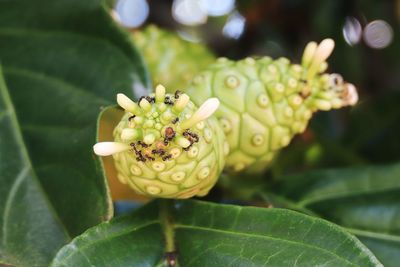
[187,39,358,174]
[133,25,215,92]
[94,85,227,199]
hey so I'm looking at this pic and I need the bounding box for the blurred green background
[113,0,400,178]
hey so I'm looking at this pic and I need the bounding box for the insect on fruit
[93,85,228,199]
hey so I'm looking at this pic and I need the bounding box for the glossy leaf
[0,0,150,265]
[51,200,381,267]
[272,163,400,266]
[0,66,70,266]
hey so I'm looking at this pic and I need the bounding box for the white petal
[174,93,190,111]
[93,142,130,156]
[302,41,317,67]
[314,39,335,64]
[346,83,359,106]
[180,98,220,129]
[117,93,139,114]
[155,84,166,102]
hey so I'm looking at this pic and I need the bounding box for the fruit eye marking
[130,165,142,176]
[252,134,264,146]
[171,172,186,182]
[219,118,232,133]
[197,167,210,180]
[225,75,240,89]
[256,94,269,108]
[146,185,161,195]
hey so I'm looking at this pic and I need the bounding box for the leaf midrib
[299,187,400,207]
[346,228,400,243]
[2,166,29,246]
[54,219,361,267]
[174,223,359,267]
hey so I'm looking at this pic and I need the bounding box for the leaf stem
[160,199,175,253]
[345,227,400,242]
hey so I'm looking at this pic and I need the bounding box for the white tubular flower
[117,93,140,114]
[180,98,220,130]
[93,142,131,156]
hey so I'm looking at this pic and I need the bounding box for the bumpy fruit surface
[186,39,358,174]
[94,85,227,199]
[133,25,215,92]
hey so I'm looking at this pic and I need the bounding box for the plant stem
[160,199,175,253]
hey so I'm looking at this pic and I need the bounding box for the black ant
[130,143,146,162]
[152,149,166,156]
[130,143,138,153]
[174,90,182,99]
[145,96,155,103]
[144,155,155,161]
[171,117,179,124]
[183,130,199,143]
[299,79,307,84]
[163,138,169,146]
[162,154,172,161]
[137,141,149,148]
[182,130,199,151]
[164,96,174,105]
[163,127,176,146]
[129,115,136,121]
[136,155,146,162]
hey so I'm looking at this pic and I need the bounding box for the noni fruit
[93,85,227,199]
[133,25,215,92]
[186,39,358,174]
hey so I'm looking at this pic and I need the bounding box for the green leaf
[51,200,381,267]
[0,0,150,265]
[272,163,400,266]
[0,66,70,266]
[51,201,164,267]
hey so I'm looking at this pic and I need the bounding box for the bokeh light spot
[172,0,208,26]
[223,12,246,39]
[114,0,149,28]
[342,17,362,46]
[201,0,235,17]
[363,20,393,49]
